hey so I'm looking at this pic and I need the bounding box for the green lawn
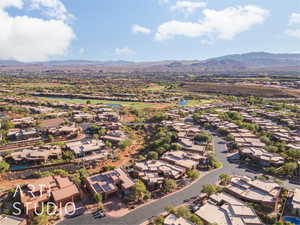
[185,99,215,107]
[13,83,71,88]
[39,97,172,110]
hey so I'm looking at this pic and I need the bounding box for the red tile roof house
[224,176,281,211]
[19,176,80,217]
[85,168,135,200]
[0,214,27,225]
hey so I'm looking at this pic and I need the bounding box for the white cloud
[79,48,85,55]
[0,0,75,62]
[115,47,136,57]
[287,13,300,39]
[171,1,207,14]
[287,29,300,38]
[289,13,300,25]
[159,0,170,5]
[30,0,74,21]
[132,24,151,34]
[155,5,269,41]
[0,0,23,9]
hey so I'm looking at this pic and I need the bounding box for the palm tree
[219,174,231,185]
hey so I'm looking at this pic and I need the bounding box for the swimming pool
[11,165,31,171]
[283,216,300,225]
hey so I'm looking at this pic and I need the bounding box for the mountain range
[1,52,300,72]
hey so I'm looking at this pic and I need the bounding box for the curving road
[58,136,297,225]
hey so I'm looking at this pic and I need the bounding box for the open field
[39,97,173,110]
[12,82,71,89]
[182,82,300,98]
[143,84,165,91]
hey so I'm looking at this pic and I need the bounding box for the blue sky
[0,0,300,62]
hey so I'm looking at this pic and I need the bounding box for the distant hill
[42,60,132,66]
[0,52,300,72]
[204,52,300,69]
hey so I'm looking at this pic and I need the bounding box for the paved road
[58,136,299,225]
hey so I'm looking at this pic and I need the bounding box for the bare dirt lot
[182,82,300,98]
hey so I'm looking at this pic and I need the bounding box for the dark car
[94,211,106,219]
[65,207,85,219]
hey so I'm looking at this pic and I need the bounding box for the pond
[284,216,300,225]
[177,99,189,106]
[106,103,122,108]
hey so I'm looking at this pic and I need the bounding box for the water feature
[284,216,300,225]
[177,99,189,106]
[11,165,31,171]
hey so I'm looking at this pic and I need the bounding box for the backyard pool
[284,216,300,225]
[11,165,31,171]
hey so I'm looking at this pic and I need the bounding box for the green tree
[105,141,112,148]
[260,135,271,145]
[98,128,107,136]
[31,214,49,225]
[94,193,103,203]
[281,162,297,176]
[62,151,75,162]
[201,184,218,197]
[189,214,204,225]
[128,180,147,201]
[286,149,300,160]
[52,169,70,177]
[47,134,54,142]
[102,165,116,172]
[163,179,177,193]
[154,215,164,225]
[187,169,200,181]
[165,205,176,214]
[226,111,243,121]
[219,174,231,185]
[176,206,191,219]
[0,161,10,173]
[119,139,131,150]
[194,131,212,143]
[1,120,14,130]
[217,128,228,136]
[147,151,159,160]
[149,113,169,123]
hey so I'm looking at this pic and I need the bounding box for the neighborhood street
[59,136,298,225]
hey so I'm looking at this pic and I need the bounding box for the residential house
[289,188,300,216]
[48,123,81,138]
[161,151,200,170]
[0,215,27,225]
[11,117,35,128]
[164,214,195,225]
[20,176,80,217]
[7,145,62,164]
[196,192,263,225]
[134,160,186,182]
[102,130,127,145]
[85,168,135,200]
[224,176,281,210]
[239,147,284,166]
[7,128,40,142]
[66,139,106,158]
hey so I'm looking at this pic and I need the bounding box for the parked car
[189,204,200,213]
[94,211,106,219]
[93,210,106,219]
